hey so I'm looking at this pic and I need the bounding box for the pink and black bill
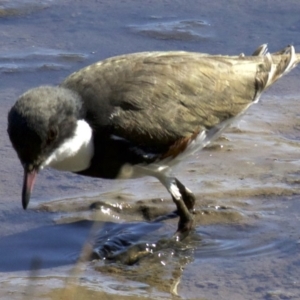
[22,169,37,209]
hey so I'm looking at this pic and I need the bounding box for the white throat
[42,120,94,172]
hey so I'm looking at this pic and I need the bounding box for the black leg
[168,177,194,240]
[174,178,196,212]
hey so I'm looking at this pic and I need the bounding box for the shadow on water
[0,215,166,272]
[0,220,93,272]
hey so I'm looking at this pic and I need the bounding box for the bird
[7,44,299,240]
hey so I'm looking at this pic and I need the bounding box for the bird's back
[61,46,298,152]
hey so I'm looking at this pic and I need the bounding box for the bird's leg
[168,178,194,240]
[173,178,196,213]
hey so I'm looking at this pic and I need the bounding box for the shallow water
[1,0,300,299]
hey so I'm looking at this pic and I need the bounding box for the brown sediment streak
[161,129,200,159]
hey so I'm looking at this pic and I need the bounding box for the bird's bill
[22,169,37,209]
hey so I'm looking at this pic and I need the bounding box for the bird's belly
[118,130,208,180]
[118,114,244,181]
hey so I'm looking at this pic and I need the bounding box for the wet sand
[1,0,300,299]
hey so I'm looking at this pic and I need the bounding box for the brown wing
[61,47,297,150]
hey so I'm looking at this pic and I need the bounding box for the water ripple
[92,219,299,267]
[0,0,53,18]
[196,233,299,259]
[129,19,212,41]
[0,48,87,73]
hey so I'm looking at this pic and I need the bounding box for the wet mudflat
[0,0,300,299]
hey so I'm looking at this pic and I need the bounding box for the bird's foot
[167,177,196,240]
[173,215,194,241]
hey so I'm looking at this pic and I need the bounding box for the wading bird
[7,44,299,239]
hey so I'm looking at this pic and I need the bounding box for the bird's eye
[47,127,58,144]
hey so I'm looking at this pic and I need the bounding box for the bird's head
[7,86,81,209]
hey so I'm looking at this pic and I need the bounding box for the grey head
[7,86,82,209]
